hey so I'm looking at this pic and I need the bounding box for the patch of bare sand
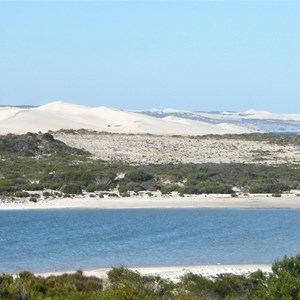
[54,132,300,165]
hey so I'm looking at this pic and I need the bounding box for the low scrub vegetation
[1,255,300,299]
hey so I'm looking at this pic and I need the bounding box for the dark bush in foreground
[0,271,102,299]
[252,255,300,300]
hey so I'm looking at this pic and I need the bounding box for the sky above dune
[0,1,299,113]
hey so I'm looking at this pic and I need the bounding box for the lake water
[0,208,300,273]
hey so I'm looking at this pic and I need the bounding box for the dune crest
[0,101,251,135]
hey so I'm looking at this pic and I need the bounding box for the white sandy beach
[1,194,300,210]
[37,264,272,282]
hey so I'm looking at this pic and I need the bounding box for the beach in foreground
[38,264,272,282]
[1,194,300,210]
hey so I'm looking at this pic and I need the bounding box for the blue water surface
[0,208,299,273]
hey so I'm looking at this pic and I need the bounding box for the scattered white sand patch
[0,101,251,135]
[37,265,272,282]
[54,132,300,165]
[1,194,300,210]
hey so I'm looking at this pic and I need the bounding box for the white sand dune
[0,101,251,135]
[154,108,300,122]
[0,106,25,121]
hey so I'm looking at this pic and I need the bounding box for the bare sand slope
[0,101,251,135]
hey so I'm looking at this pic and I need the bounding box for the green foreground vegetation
[2,255,300,299]
[1,133,300,199]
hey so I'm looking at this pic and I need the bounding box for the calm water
[0,209,300,273]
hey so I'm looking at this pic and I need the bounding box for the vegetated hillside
[1,152,300,199]
[1,132,300,199]
[0,132,89,157]
[1,255,300,299]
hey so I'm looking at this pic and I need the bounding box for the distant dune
[0,101,251,135]
[140,108,300,133]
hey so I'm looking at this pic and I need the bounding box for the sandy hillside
[0,101,251,135]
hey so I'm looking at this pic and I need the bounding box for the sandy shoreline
[37,264,272,282]
[1,194,300,210]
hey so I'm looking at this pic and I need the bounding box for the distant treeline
[0,132,300,198]
[2,255,300,299]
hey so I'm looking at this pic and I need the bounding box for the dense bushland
[2,255,300,299]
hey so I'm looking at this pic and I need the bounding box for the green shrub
[196,182,232,194]
[14,191,30,198]
[0,179,15,193]
[43,191,51,197]
[108,193,118,197]
[160,185,180,194]
[62,184,82,195]
[253,255,300,299]
[125,171,153,182]
[120,191,130,197]
[249,182,289,194]
[272,193,282,197]
[42,132,54,141]
[86,183,108,192]
[118,184,127,194]
[126,182,144,192]
[29,197,37,203]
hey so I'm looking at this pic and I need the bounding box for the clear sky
[0,1,299,113]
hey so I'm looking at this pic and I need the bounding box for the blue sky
[0,1,299,113]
